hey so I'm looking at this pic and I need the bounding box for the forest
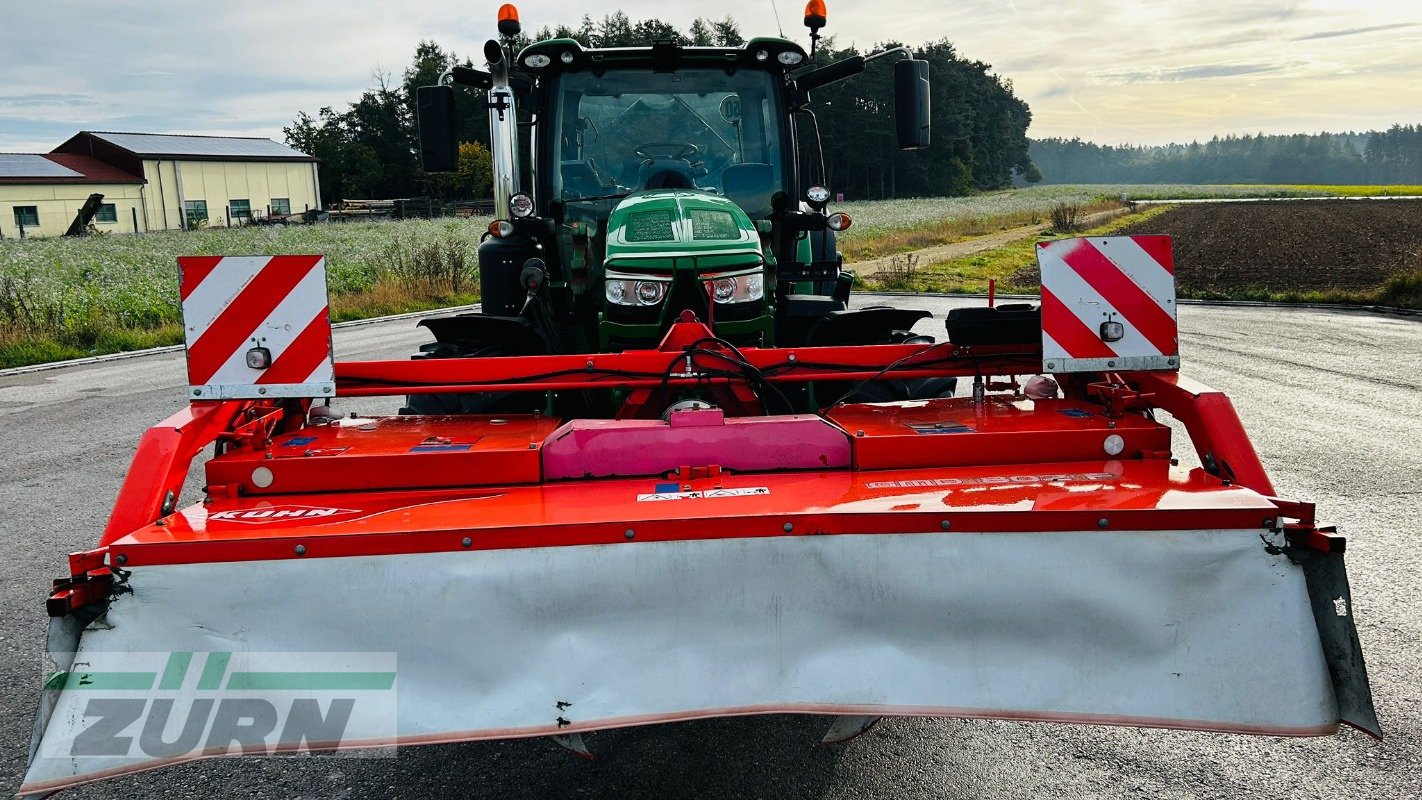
[1029,126,1422,185]
[283,13,1035,204]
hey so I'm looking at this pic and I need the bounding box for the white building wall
[146,159,320,229]
[0,183,147,239]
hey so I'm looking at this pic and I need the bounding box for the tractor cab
[414,4,930,374]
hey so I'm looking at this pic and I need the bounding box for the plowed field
[1112,200,1422,295]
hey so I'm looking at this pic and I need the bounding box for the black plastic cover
[945,303,1041,345]
[893,59,931,150]
[416,85,458,172]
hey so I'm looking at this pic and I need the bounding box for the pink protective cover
[541,409,852,479]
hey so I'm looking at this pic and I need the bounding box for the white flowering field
[0,218,490,365]
[834,183,1328,239]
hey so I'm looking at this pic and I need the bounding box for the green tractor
[411,3,940,414]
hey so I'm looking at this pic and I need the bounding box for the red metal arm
[333,316,1041,398]
[335,348,1041,396]
[1130,371,1277,496]
[99,401,247,546]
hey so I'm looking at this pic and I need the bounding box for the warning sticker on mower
[637,487,770,501]
[865,472,1118,489]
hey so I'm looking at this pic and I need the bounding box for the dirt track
[1112,200,1422,295]
[842,208,1129,276]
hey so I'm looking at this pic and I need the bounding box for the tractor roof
[517,37,809,78]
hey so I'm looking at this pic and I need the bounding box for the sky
[1,0,1419,152]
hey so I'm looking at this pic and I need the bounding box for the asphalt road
[2,297,1419,799]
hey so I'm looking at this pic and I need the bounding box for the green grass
[1376,270,1422,308]
[1189,270,1422,308]
[862,205,1176,294]
[0,218,490,369]
[838,200,1124,262]
[0,324,184,367]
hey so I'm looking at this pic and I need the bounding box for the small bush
[378,233,476,295]
[1049,202,1083,233]
[874,253,919,291]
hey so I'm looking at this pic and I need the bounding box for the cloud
[1092,61,1289,85]
[0,0,1418,151]
[1292,23,1420,42]
[0,93,96,108]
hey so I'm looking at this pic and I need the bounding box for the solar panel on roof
[89,132,310,159]
[0,154,83,178]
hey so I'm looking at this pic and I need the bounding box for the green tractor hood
[604,190,763,273]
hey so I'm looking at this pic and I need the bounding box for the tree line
[283,13,1035,203]
[1029,125,1422,185]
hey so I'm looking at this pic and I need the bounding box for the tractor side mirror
[893,59,930,150]
[417,85,459,172]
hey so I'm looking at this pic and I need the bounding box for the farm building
[0,153,147,238]
[0,131,320,238]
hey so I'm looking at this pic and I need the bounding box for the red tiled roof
[0,153,144,185]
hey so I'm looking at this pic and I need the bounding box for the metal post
[17,215,25,239]
[174,161,188,230]
[132,207,140,234]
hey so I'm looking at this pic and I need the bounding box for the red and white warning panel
[178,255,335,400]
[1037,235,1179,373]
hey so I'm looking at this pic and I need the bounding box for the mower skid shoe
[1295,548,1382,738]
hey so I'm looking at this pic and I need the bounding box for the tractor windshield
[550,68,786,219]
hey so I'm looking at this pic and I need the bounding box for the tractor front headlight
[509,193,535,218]
[635,281,666,305]
[712,277,737,303]
[707,272,764,304]
[605,273,669,306]
[605,280,627,304]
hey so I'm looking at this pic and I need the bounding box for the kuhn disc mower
[23,4,1377,796]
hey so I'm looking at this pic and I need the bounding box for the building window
[184,200,208,227]
[229,199,252,220]
[13,206,39,228]
[95,203,118,223]
[270,197,291,216]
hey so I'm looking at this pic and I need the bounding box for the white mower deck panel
[24,525,1338,795]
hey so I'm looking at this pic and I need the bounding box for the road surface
[2,297,1418,799]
